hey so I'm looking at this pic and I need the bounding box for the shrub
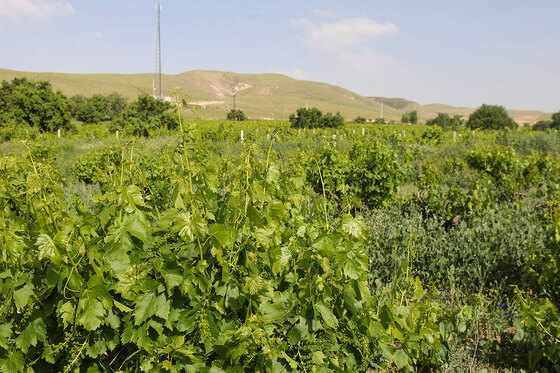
[467,104,517,130]
[426,113,463,128]
[226,109,247,121]
[354,116,366,123]
[289,107,344,128]
[401,110,418,124]
[0,77,73,132]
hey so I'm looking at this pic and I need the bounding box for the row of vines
[1,119,560,372]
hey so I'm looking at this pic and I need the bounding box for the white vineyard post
[240,130,244,143]
[362,127,365,136]
[116,130,119,139]
[57,129,61,138]
[453,131,457,142]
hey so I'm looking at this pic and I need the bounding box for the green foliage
[467,104,517,130]
[0,77,73,132]
[515,196,560,365]
[226,109,247,121]
[0,142,447,372]
[76,94,109,124]
[289,107,344,129]
[374,118,385,124]
[354,116,366,124]
[110,94,177,136]
[426,113,463,129]
[304,141,403,209]
[533,120,553,131]
[420,126,443,144]
[1,116,560,371]
[551,111,560,129]
[289,107,322,128]
[70,94,87,117]
[401,110,418,124]
[106,92,128,118]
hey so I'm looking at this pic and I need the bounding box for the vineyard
[1,117,560,372]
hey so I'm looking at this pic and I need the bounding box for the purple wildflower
[503,311,510,316]
[439,288,446,292]
[497,302,505,308]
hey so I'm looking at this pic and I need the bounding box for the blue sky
[0,0,559,111]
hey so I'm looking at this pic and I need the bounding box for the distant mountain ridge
[0,68,551,123]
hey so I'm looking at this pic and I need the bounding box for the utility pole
[155,2,163,99]
[233,93,237,111]
[381,102,384,119]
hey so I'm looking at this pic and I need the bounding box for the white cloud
[0,0,75,19]
[293,17,398,51]
[337,47,399,74]
[93,31,104,39]
[309,9,336,18]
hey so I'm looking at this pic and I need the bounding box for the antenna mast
[155,2,163,99]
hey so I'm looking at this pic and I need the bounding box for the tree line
[1,77,559,134]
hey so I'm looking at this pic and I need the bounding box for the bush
[533,120,553,131]
[289,107,344,128]
[401,110,418,124]
[110,94,175,136]
[76,94,109,124]
[226,109,247,121]
[551,111,560,129]
[426,113,463,128]
[354,116,366,123]
[467,104,517,130]
[0,77,73,132]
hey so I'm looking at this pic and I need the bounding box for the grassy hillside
[368,97,551,124]
[0,68,550,123]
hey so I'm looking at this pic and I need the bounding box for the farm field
[1,117,560,372]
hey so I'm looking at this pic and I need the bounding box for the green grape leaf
[394,349,409,369]
[77,293,106,331]
[315,302,338,329]
[15,318,46,353]
[36,233,61,264]
[0,324,12,349]
[134,293,158,325]
[0,350,24,373]
[341,214,365,239]
[13,283,34,311]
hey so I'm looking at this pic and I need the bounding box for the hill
[0,68,551,123]
[368,97,550,124]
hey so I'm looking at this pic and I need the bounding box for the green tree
[551,111,560,129]
[0,77,73,132]
[354,116,366,124]
[289,107,323,128]
[76,94,109,124]
[70,94,87,117]
[106,92,128,118]
[532,120,552,131]
[426,113,463,128]
[408,110,418,124]
[401,112,409,124]
[467,104,517,130]
[401,110,417,124]
[111,94,176,136]
[321,112,344,128]
[226,109,247,121]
